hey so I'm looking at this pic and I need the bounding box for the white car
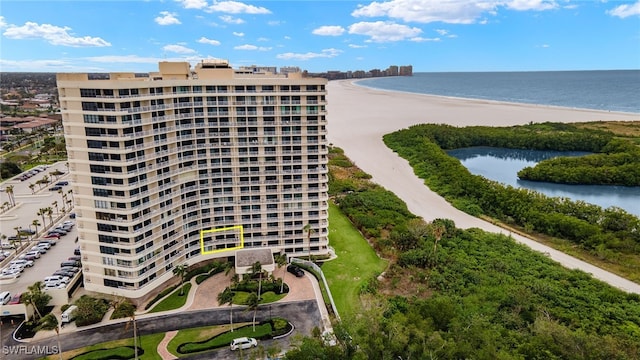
[21,251,41,259]
[1,267,22,277]
[230,337,257,351]
[31,246,47,254]
[44,283,66,290]
[36,242,51,250]
[9,259,34,268]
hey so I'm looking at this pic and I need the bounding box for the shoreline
[325,79,640,294]
[347,78,640,117]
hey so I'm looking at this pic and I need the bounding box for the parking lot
[0,161,79,299]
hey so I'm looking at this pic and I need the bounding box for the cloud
[197,37,221,45]
[410,36,441,42]
[3,21,111,47]
[208,1,271,14]
[276,48,342,61]
[257,37,269,42]
[268,20,283,26]
[155,11,181,25]
[219,15,245,24]
[176,0,209,9]
[352,0,557,24]
[233,31,244,37]
[348,44,368,48]
[607,1,640,18]
[348,21,422,42]
[312,25,346,36]
[234,44,272,51]
[352,0,497,24]
[0,16,7,29]
[163,44,197,54]
[505,0,558,11]
[0,58,75,70]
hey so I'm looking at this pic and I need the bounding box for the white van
[1,242,15,250]
[0,291,11,305]
[61,305,78,323]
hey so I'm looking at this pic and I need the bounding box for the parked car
[1,268,22,277]
[38,239,57,246]
[44,275,70,285]
[36,242,51,250]
[18,229,36,236]
[230,337,258,351]
[55,181,69,186]
[53,270,76,278]
[8,293,22,304]
[43,233,61,239]
[50,228,68,235]
[60,260,81,268]
[74,247,81,256]
[63,220,75,226]
[44,283,66,290]
[30,246,47,254]
[69,213,76,219]
[20,251,41,260]
[59,266,80,274]
[1,242,16,249]
[287,264,305,277]
[49,186,63,191]
[9,259,34,268]
[0,292,11,305]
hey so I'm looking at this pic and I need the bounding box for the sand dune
[326,79,640,294]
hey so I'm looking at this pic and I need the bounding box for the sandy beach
[326,79,640,294]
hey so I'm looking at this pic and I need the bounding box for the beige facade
[57,61,329,299]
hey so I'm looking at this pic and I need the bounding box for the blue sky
[1,0,639,73]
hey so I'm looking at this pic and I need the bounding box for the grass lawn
[149,283,192,313]
[322,202,388,318]
[168,322,271,356]
[42,332,165,360]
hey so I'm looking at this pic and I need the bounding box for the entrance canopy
[235,248,275,275]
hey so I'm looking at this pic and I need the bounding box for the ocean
[356,70,640,114]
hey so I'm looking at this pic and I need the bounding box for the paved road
[3,300,319,360]
[326,80,640,294]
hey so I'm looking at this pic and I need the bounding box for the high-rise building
[57,60,329,300]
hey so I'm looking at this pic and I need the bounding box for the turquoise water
[448,147,640,217]
[358,70,640,113]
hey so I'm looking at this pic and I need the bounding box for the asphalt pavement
[3,300,320,360]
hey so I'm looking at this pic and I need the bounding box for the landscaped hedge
[233,280,287,295]
[70,346,142,360]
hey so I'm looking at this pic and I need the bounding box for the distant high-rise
[57,60,329,300]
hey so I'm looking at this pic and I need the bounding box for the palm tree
[52,201,59,214]
[245,293,260,332]
[173,263,188,296]
[251,262,263,300]
[32,219,41,237]
[28,183,36,194]
[303,223,315,261]
[1,201,9,213]
[113,297,139,360]
[274,254,288,294]
[45,207,53,224]
[37,313,62,360]
[38,208,47,227]
[217,288,235,332]
[5,185,15,207]
[67,189,74,204]
[23,281,50,320]
[13,227,23,249]
[41,174,50,185]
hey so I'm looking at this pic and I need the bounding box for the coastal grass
[322,202,388,318]
[149,283,192,313]
[41,332,165,360]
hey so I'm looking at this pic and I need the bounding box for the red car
[43,234,61,239]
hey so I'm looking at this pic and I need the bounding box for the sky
[0,0,639,73]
